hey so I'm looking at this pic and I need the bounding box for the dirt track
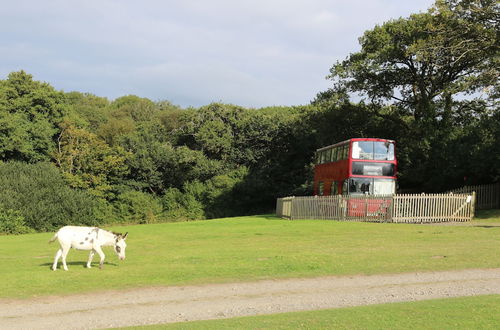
[1,268,499,329]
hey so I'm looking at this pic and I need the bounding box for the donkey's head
[113,232,128,260]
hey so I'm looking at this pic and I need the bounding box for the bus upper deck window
[352,142,373,160]
[343,145,349,159]
[374,142,395,160]
[352,143,360,159]
[352,141,395,160]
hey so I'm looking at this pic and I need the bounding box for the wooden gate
[391,193,475,223]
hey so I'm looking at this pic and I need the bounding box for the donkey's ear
[123,232,128,240]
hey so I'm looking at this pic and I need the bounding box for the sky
[1,0,436,108]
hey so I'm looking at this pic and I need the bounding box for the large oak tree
[325,0,498,189]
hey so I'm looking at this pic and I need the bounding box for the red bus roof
[316,138,395,152]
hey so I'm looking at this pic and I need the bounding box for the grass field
[123,295,500,330]
[0,210,498,299]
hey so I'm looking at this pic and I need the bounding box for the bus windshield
[347,178,395,195]
[352,141,395,160]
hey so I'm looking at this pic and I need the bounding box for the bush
[159,167,249,221]
[113,190,163,224]
[0,207,33,234]
[161,187,205,221]
[0,161,100,232]
[186,166,249,218]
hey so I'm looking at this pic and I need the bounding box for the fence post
[471,191,476,219]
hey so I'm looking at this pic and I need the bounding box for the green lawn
[0,210,499,299]
[123,295,500,330]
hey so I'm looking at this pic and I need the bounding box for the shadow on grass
[474,209,500,219]
[39,261,118,270]
[256,214,283,220]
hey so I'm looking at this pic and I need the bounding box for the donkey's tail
[48,232,58,244]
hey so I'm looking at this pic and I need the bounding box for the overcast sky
[1,0,435,108]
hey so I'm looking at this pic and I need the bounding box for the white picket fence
[276,193,475,223]
[391,193,475,223]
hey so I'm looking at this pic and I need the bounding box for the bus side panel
[347,198,392,217]
[313,159,349,195]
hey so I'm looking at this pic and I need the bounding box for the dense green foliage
[0,71,67,162]
[322,0,499,190]
[0,162,100,231]
[0,0,498,232]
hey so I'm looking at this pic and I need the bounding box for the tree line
[0,0,498,233]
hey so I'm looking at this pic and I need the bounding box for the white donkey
[49,226,128,271]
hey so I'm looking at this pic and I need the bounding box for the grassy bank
[0,211,499,299]
[123,295,500,329]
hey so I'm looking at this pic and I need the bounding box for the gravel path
[1,268,499,329]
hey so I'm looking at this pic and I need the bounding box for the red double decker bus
[313,138,397,196]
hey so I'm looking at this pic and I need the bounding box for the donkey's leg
[52,248,62,271]
[94,246,106,269]
[87,250,95,268]
[61,245,71,271]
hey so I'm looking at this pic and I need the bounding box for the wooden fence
[448,183,500,210]
[391,193,475,223]
[276,193,475,223]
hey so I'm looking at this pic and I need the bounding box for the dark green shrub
[113,190,163,224]
[161,187,204,221]
[0,161,100,232]
[0,206,33,234]
[184,167,249,218]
